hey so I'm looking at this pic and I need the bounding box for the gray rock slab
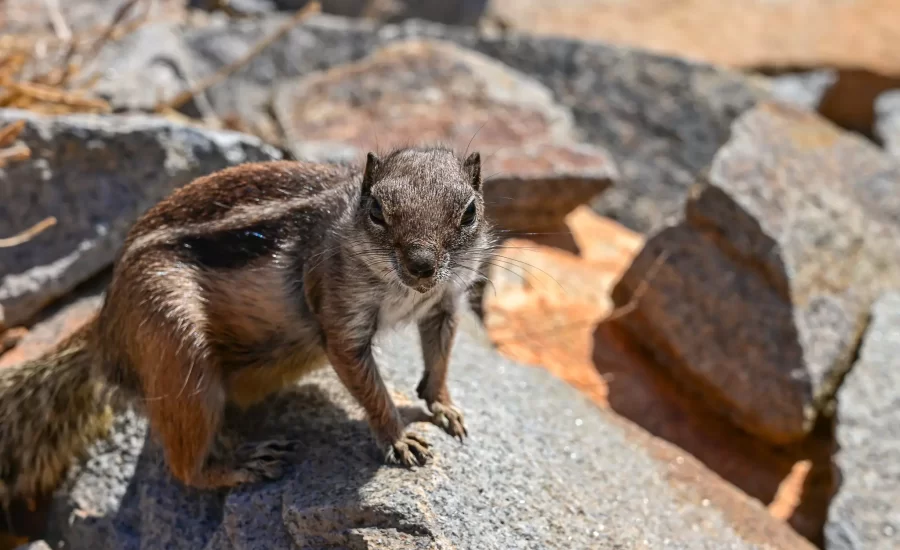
[0,110,282,328]
[875,89,900,159]
[824,292,900,550]
[609,101,900,445]
[87,13,770,234]
[45,318,813,549]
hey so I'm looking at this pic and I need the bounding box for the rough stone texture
[875,89,900,158]
[768,70,837,112]
[488,0,900,77]
[0,110,282,329]
[610,101,900,445]
[0,0,186,36]
[85,14,768,233]
[273,39,616,233]
[39,315,814,549]
[824,292,900,550]
[236,0,489,24]
[0,272,107,369]
[482,207,836,543]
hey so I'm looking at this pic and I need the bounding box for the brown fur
[0,147,492,505]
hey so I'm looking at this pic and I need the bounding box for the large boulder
[825,292,900,550]
[84,13,770,233]
[0,110,282,329]
[272,39,617,234]
[35,315,813,549]
[608,101,900,445]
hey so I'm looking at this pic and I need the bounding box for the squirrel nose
[402,247,437,279]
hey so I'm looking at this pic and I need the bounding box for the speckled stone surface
[825,292,900,550]
[611,102,900,445]
[0,110,282,328]
[45,316,812,550]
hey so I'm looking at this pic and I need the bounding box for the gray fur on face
[346,147,489,294]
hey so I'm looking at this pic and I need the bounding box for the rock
[81,23,202,113]
[768,70,837,112]
[0,326,27,357]
[488,0,900,78]
[482,206,836,542]
[272,39,616,234]
[609,101,900,445]
[36,310,815,549]
[1,0,185,36]
[191,0,488,25]
[875,89,900,158]
[86,14,766,233]
[824,292,900,550]
[13,541,51,550]
[0,272,107,369]
[0,109,282,329]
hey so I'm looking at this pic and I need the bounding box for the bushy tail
[0,324,114,507]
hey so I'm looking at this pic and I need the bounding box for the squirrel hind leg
[137,318,294,490]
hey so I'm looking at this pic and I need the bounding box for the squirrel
[0,146,493,508]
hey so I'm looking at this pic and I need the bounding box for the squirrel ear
[464,151,481,192]
[362,152,380,195]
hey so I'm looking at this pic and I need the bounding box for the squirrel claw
[383,432,432,467]
[232,439,301,483]
[429,402,467,443]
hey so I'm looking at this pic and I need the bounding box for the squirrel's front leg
[324,333,432,467]
[416,297,467,442]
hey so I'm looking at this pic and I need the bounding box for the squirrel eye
[369,198,386,225]
[461,200,477,226]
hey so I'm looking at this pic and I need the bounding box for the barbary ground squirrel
[0,146,494,510]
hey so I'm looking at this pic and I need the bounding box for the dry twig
[156,1,321,112]
[0,120,25,148]
[0,217,57,248]
[0,144,31,168]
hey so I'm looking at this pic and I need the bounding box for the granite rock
[272,39,616,234]
[0,110,282,329]
[609,102,900,445]
[875,89,900,158]
[32,313,814,549]
[89,14,768,233]
[824,292,900,550]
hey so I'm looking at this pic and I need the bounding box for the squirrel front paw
[382,431,432,467]
[429,402,468,442]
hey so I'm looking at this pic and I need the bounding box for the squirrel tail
[0,322,115,508]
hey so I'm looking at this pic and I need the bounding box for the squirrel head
[352,146,491,293]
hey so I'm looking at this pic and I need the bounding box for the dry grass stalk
[0,144,31,168]
[0,120,25,148]
[0,217,57,248]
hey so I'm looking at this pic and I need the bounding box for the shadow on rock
[591,322,839,546]
[47,382,433,550]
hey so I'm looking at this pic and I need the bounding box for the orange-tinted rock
[481,206,835,543]
[490,0,900,77]
[0,326,27,357]
[0,276,104,369]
